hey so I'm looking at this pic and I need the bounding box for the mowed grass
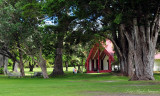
[0,67,160,96]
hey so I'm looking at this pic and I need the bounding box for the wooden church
[85,40,114,73]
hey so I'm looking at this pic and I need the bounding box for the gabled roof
[85,39,114,67]
[102,39,114,56]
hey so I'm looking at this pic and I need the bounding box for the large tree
[20,0,49,78]
[43,0,77,76]
[0,0,49,78]
[75,0,160,80]
[0,0,30,76]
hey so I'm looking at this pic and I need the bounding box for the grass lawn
[0,67,160,96]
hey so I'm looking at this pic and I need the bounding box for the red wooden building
[85,40,114,73]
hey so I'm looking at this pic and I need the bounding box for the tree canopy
[0,0,160,80]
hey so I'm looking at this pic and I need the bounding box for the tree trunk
[128,18,157,80]
[116,24,129,76]
[118,16,159,80]
[3,56,8,75]
[0,55,3,68]
[50,35,64,76]
[127,47,134,78]
[51,48,64,75]
[119,56,128,75]
[19,50,25,77]
[81,58,83,73]
[112,14,160,80]
[38,47,49,79]
[12,60,15,71]
[77,64,81,73]
[14,62,18,72]
[18,44,25,77]
[29,61,34,72]
[38,60,48,78]
[65,61,68,71]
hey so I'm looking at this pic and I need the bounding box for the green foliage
[22,3,41,18]
[8,59,13,66]
[112,55,119,65]
[1,0,159,78]
[0,67,4,74]
[114,13,122,24]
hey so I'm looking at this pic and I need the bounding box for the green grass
[0,67,160,96]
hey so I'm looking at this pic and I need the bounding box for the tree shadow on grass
[0,71,129,81]
[50,72,128,81]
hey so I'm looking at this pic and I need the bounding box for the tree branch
[15,46,38,64]
[151,7,160,37]
[1,48,20,63]
[0,51,10,58]
[146,19,151,45]
[133,18,139,44]
[153,14,160,47]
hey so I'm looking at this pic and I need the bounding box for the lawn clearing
[0,67,160,96]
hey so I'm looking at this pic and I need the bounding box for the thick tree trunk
[131,49,155,80]
[129,18,157,80]
[112,14,160,80]
[51,48,64,75]
[50,35,64,76]
[119,16,159,80]
[109,6,160,81]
